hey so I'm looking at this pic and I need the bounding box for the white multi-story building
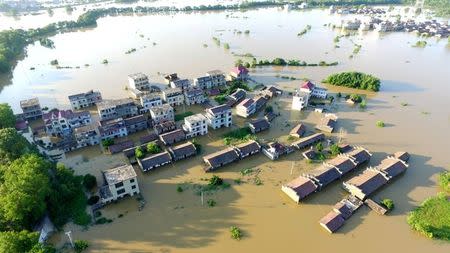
[292,91,309,111]
[98,118,128,141]
[100,164,140,204]
[97,99,138,121]
[170,79,191,90]
[229,66,249,81]
[74,123,100,148]
[236,98,256,118]
[194,70,227,89]
[184,87,206,106]
[183,113,208,138]
[128,73,150,91]
[68,90,102,110]
[162,88,184,107]
[149,104,174,124]
[20,97,43,120]
[43,109,92,137]
[140,93,163,112]
[205,104,232,129]
[300,81,328,99]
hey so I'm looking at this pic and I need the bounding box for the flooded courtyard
[0,3,449,253]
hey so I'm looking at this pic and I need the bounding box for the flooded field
[0,4,449,253]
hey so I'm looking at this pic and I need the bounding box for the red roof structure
[301,81,315,91]
[231,65,249,75]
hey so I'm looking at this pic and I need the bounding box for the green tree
[146,142,161,154]
[0,230,42,253]
[381,198,395,210]
[0,103,15,129]
[330,144,340,156]
[0,155,50,230]
[0,128,34,164]
[135,146,145,158]
[315,142,324,152]
[82,174,97,191]
[74,240,89,253]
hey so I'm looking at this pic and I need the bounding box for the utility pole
[290,161,294,175]
[65,231,74,248]
[201,191,204,206]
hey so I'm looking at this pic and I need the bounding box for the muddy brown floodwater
[0,5,449,253]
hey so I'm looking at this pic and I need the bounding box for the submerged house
[262,141,294,160]
[203,147,240,171]
[138,151,172,172]
[291,133,325,149]
[168,142,197,161]
[319,210,346,233]
[248,118,270,134]
[234,140,261,159]
[281,176,318,203]
[316,114,338,133]
[159,129,186,146]
[290,123,306,138]
[99,164,140,204]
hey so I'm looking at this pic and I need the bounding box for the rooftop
[128,72,148,80]
[207,104,231,115]
[20,97,40,108]
[185,113,207,123]
[103,164,137,185]
[97,98,134,110]
[150,104,173,114]
[206,70,224,76]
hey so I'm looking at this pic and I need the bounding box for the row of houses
[202,140,261,171]
[136,142,198,172]
[281,146,372,203]
[319,152,410,233]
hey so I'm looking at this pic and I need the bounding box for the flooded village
[0,1,449,253]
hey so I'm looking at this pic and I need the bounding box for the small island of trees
[322,71,381,92]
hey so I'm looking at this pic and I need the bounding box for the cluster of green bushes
[0,104,90,252]
[135,142,161,158]
[297,25,311,36]
[252,58,338,67]
[323,71,381,91]
[174,111,194,121]
[223,127,255,145]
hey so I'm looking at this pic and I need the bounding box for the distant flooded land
[0,1,449,253]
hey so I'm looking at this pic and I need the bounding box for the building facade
[184,87,206,106]
[236,98,256,118]
[162,88,184,106]
[98,118,128,141]
[97,99,138,121]
[149,104,175,124]
[68,90,102,110]
[100,165,140,204]
[205,104,232,129]
[183,113,208,138]
[74,124,100,148]
[20,97,43,120]
[128,73,150,90]
[140,93,163,112]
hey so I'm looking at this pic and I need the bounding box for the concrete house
[99,164,140,204]
[182,113,208,138]
[43,109,92,137]
[184,87,206,106]
[128,73,150,91]
[124,115,148,134]
[68,90,102,110]
[170,79,191,90]
[291,91,309,111]
[98,118,128,141]
[236,98,256,118]
[74,123,100,148]
[205,104,232,129]
[207,70,227,87]
[316,114,338,133]
[248,118,270,134]
[262,141,294,160]
[162,88,184,106]
[253,96,267,112]
[140,93,163,113]
[20,97,43,120]
[229,66,249,81]
[291,133,325,149]
[234,140,261,159]
[203,147,240,171]
[138,151,172,172]
[290,123,306,138]
[97,99,138,121]
[159,129,186,146]
[154,120,177,135]
[300,81,328,99]
[229,88,247,105]
[150,104,174,125]
[168,142,197,161]
[281,176,318,203]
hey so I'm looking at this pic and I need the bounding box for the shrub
[135,146,145,159]
[174,111,194,121]
[264,105,273,113]
[323,72,380,92]
[146,142,161,154]
[209,175,223,186]
[82,174,97,191]
[176,185,183,193]
[74,240,89,253]
[381,198,395,211]
[438,171,450,194]
[376,121,385,128]
[214,95,227,104]
[315,142,324,152]
[207,199,216,207]
[230,226,242,240]
[349,94,362,103]
[50,59,58,65]
[359,99,367,109]
[223,43,230,49]
[87,195,100,205]
[102,139,114,147]
[330,144,340,156]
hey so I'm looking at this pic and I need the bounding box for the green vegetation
[230,226,243,240]
[244,30,250,34]
[102,59,108,64]
[413,40,427,48]
[407,193,450,241]
[212,37,220,46]
[192,139,202,154]
[87,195,100,205]
[223,80,251,95]
[135,146,145,159]
[223,127,255,145]
[50,59,58,65]
[381,198,395,211]
[401,102,409,106]
[0,104,16,129]
[404,0,450,17]
[315,142,324,152]
[330,143,341,156]
[102,138,114,147]
[175,111,194,121]
[207,199,217,207]
[176,185,183,193]
[297,25,311,36]
[376,120,385,127]
[349,93,363,103]
[74,240,89,253]
[223,43,230,50]
[193,175,230,195]
[438,171,450,194]
[323,72,381,92]
[209,175,224,186]
[253,58,338,67]
[82,174,97,191]
[359,99,367,109]
[125,48,137,54]
[0,230,54,253]
[214,95,227,104]
[146,142,161,154]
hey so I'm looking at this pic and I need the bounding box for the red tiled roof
[301,81,315,90]
[231,65,249,75]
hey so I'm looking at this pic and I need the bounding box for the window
[132,185,136,189]
[115,182,124,188]
[130,179,135,183]
[117,189,125,195]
